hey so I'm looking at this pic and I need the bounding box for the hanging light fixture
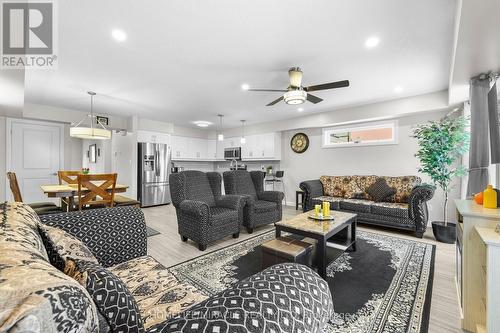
[217,114,224,141]
[240,120,246,144]
[70,91,111,140]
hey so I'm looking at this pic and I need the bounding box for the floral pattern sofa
[0,202,333,333]
[300,175,435,238]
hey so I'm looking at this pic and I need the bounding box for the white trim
[321,119,398,148]
[5,118,65,201]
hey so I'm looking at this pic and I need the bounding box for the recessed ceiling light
[111,29,127,42]
[193,121,212,128]
[394,86,403,93]
[365,36,380,49]
[241,83,250,91]
[297,107,304,112]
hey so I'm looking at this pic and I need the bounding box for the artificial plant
[412,113,470,225]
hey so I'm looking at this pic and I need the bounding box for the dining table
[40,183,129,211]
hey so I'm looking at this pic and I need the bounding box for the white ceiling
[24,0,457,129]
[448,0,500,103]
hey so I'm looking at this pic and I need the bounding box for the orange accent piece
[474,192,484,205]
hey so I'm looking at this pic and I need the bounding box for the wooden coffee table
[275,210,357,278]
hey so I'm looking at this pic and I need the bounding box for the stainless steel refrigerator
[138,142,172,207]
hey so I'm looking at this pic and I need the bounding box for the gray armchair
[223,170,284,233]
[169,170,246,251]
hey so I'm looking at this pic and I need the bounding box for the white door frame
[5,118,65,201]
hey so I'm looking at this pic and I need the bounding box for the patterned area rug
[169,230,435,333]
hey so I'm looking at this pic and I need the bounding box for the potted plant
[412,113,470,243]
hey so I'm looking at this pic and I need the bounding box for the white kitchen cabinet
[172,136,219,161]
[242,132,281,160]
[207,140,217,160]
[171,135,188,159]
[137,130,170,145]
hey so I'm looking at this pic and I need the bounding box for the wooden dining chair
[6,172,62,215]
[77,173,117,211]
[58,170,80,185]
[58,170,81,211]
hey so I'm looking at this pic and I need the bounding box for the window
[322,120,397,148]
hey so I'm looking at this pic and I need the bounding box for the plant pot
[431,221,456,244]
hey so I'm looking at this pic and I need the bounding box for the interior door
[7,119,64,203]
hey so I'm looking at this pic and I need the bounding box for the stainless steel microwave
[224,147,241,160]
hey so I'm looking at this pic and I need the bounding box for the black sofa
[0,202,334,332]
[300,175,435,238]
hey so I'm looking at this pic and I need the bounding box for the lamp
[217,114,224,141]
[240,120,246,144]
[284,90,307,105]
[70,91,111,140]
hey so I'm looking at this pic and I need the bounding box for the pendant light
[240,120,246,144]
[70,91,111,140]
[217,114,224,141]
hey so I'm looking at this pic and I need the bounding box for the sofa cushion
[380,176,421,203]
[344,179,366,199]
[370,202,410,219]
[70,259,145,333]
[39,224,98,273]
[254,200,278,213]
[320,175,352,197]
[312,196,342,210]
[339,199,373,213]
[0,202,99,333]
[109,256,208,329]
[352,175,378,199]
[366,178,397,202]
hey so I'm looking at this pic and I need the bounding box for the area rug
[169,230,435,333]
[146,226,160,237]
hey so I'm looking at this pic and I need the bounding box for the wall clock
[290,133,309,153]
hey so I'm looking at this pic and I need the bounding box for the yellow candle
[323,201,330,217]
[314,204,321,217]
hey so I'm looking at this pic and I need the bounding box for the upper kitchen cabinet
[242,132,281,161]
[171,135,218,161]
[137,130,171,145]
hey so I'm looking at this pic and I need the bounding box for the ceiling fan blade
[266,96,284,106]
[306,94,323,104]
[304,80,350,92]
[247,89,288,92]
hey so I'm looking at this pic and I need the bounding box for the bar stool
[265,171,286,205]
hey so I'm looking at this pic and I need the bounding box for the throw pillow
[70,259,145,333]
[365,178,397,202]
[39,224,98,274]
[345,179,366,199]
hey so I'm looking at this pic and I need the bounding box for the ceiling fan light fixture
[284,90,307,105]
[288,67,303,88]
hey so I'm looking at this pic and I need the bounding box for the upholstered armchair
[169,170,246,251]
[223,170,284,233]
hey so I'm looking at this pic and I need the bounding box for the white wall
[279,110,459,224]
[82,138,113,174]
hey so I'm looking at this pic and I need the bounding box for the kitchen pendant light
[240,120,246,144]
[70,91,111,140]
[217,114,224,141]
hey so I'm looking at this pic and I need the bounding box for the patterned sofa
[300,175,435,238]
[0,202,334,333]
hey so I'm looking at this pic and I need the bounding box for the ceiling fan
[246,67,349,106]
